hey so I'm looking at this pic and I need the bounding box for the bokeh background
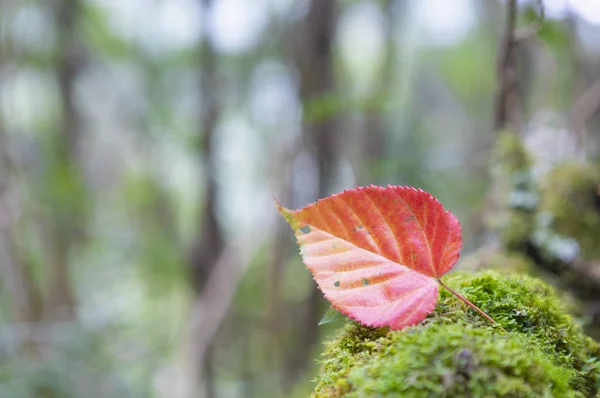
[1,0,600,397]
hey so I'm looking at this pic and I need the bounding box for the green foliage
[523,5,570,56]
[80,2,137,59]
[303,92,345,123]
[431,32,496,107]
[313,272,600,397]
[122,175,187,296]
[43,159,90,236]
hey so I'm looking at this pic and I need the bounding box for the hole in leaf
[358,225,364,229]
[299,225,311,234]
[334,281,340,287]
[362,278,370,286]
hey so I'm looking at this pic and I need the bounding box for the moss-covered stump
[313,272,600,397]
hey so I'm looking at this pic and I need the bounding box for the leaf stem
[438,280,507,333]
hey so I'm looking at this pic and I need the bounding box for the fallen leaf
[277,185,462,330]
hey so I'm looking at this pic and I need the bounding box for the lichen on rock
[313,271,600,397]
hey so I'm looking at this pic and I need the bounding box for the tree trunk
[43,0,85,322]
[185,1,225,396]
[284,0,339,388]
[494,0,522,133]
[0,136,41,328]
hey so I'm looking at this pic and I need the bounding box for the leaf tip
[273,195,283,210]
[274,197,303,231]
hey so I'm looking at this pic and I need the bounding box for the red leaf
[277,185,462,330]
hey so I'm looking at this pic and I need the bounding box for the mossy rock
[540,162,600,259]
[313,271,600,397]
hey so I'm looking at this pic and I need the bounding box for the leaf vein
[340,281,430,308]
[363,191,402,262]
[337,196,381,254]
[392,190,437,277]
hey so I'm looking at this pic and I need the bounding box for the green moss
[540,162,600,259]
[492,132,532,174]
[313,272,600,397]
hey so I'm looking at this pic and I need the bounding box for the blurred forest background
[1,0,600,397]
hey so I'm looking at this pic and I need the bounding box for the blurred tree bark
[0,127,42,329]
[0,16,42,330]
[494,0,522,133]
[190,0,224,298]
[284,0,339,389]
[0,0,87,354]
[186,0,224,396]
[359,0,396,185]
[43,0,86,322]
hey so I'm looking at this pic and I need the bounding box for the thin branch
[438,279,507,333]
[494,0,521,133]
[570,76,600,153]
[284,0,338,387]
[190,0,224,294]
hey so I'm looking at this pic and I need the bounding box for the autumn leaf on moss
[277,185,502,331]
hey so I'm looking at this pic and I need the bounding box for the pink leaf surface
[277,185,462,330]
